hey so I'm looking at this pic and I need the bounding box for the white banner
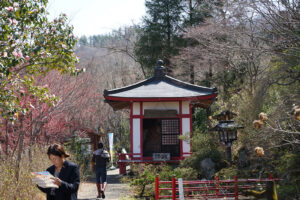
[108,132,115,169]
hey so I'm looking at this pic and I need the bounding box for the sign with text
[153,153,170,161]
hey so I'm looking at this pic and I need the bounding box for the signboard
[153,153,170,161]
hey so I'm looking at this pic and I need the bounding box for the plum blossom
[2,52,8,57]
[17,51,23,58]
[40,51,46,57]
[7,18,12,24]
[12,51,18,57]
[5,7,14,11]
[25,55,30,61]
[12,19,18,26]
[13,2,19,7]
[61,44,67,49]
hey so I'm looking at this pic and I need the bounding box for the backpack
[100,150,110,162]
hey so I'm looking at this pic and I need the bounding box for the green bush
[274,148,300,199]
[123,163,198,198]
[180,129,222,177]
[65,134,92,179]
[216,167,238,179]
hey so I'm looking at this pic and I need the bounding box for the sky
[47,0,146,37]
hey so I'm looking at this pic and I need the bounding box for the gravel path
[78,168,131,200]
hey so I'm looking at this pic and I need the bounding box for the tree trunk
[190,63,195,84]
[15,116,25,181]
[5,119,9,158]
[29,113,33,166]
[0,142,2,160]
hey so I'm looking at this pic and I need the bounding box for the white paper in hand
[32,171,58,188]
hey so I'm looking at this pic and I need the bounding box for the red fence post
[155,174,159,200]
[215,175,219,197]
[172,175,176,200]
[118,154,126,174]
[234,176,238,200]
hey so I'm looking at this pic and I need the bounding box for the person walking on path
[38,143,80,200]
[91,142,110,199]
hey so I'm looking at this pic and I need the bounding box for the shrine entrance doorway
[143,118,180,158]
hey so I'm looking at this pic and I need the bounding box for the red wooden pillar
[234,176,238,200]
[118,154,126,174]
[179,101,183,160]
[172,175,176,200]
[130,103,133,157]
[140,102,143,158]
[155,175,159,200]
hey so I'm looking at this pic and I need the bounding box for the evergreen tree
[79,36,88,46]
[134,0,184,75]
[183,0,212,27]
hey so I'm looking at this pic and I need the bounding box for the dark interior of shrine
[143,118,180,158]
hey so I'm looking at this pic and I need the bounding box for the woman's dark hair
[47,144,70,158]
[98,142,103,149]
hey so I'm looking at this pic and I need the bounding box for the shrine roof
[103,61,218,110]
[104,75,217,99]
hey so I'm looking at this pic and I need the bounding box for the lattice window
[161,119,179,145]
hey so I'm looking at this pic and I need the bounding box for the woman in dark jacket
[38,144,80,200]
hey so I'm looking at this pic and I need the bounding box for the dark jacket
[38,160,80,200]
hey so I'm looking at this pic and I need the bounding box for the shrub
[123,163,198,198]
[0,145,50,200]
[65,134,92,179]
[180,129,222,177]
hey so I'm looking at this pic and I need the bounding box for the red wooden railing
[155,174,280,200]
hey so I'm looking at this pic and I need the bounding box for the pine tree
[134,0,184,75]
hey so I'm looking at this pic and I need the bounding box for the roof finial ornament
[155,59,166,77]
[157,59,163,67]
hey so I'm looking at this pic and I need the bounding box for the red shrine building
[104,61,217,173]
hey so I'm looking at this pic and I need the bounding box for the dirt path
[78,168,131,200]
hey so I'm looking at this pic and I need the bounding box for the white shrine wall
[132,118,141,158]
[132,102,140,115]
[143,102,179,114]
[182,118,191,156]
